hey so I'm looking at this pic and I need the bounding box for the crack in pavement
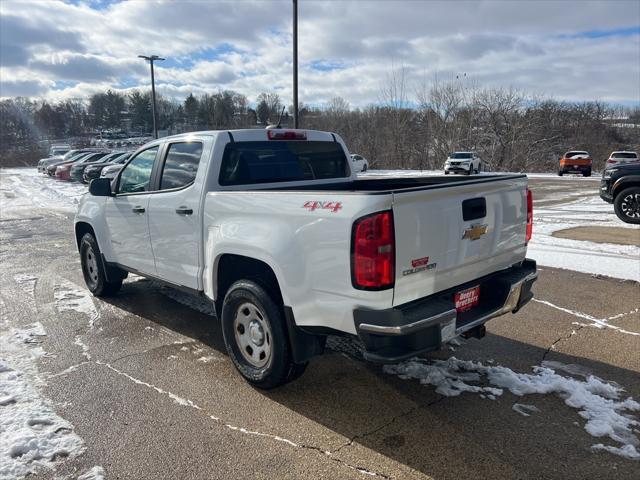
[541,324,586,363]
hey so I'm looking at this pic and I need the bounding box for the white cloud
[0,0,638,105]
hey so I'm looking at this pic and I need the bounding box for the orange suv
[558,150,592,177]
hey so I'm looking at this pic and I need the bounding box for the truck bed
[260,174,526,193]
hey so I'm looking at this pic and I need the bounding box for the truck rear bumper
[353,259,537,363]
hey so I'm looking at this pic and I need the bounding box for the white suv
[605,151,638,169]
[350,154,369,172]
[444,152,482,175]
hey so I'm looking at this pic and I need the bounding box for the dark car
[600,163,640,224]
[68,152,111,182]
[82,152,131,183]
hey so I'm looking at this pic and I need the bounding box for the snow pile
[0,325,85,479]
[77,465,105,480]
[384,357,639,460]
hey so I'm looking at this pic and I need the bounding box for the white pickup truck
[75,129,537,388]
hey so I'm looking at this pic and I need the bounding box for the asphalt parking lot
[1,169,638,479]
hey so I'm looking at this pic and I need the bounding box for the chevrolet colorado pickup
[75,129,537,388]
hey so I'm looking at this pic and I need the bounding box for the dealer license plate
[455,285,480,312]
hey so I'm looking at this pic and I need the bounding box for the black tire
[583,169,591,177]
[466,168,471,176]
[362,165,368,172]
[558,170,564,176]
[80,233,122,296]
[614,187,640,225]
[444,170,449,175]
[221,280,306,389]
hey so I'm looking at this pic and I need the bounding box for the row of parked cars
[558,150,638,176]
[37,147,131,183]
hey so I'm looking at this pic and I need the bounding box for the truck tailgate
[392,175,528,306]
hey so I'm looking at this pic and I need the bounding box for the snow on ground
[77,466,105,480]
[0,168,86,213]
[384,357,640,461]
[0,322,85,479]
[528,195,639,282]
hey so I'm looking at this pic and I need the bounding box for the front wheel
[221,280,307,389]
[583,169,591,177]
[444,170,449,175]
[80,233,122,296]
[362,165,368,172]
[614,187,640,224]
[558,170,564,176]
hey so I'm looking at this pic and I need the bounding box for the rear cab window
[219,141,349,186]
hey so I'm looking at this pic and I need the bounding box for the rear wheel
[558,170,564,176]
[614,187,640,224]
[221,280,306,389]
[583,169,591,177]
[362,165,368,172]
[444,170,449,175]
[80,233,122,296]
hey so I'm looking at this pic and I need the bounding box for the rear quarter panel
[203,190,393,335]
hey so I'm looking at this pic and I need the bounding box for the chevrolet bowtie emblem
[462,224,488,241]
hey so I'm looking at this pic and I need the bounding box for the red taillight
[267,129,307,140]
[526,189,533,244]
[607,159,617,164]
[351,211,395,289]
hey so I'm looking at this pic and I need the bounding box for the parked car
[605,151,638,169]
[600,163,640,224]
[69,152,113,182]
[444,152,482,175]
[47,152,92,176]
[558,151,592,176]
[54,152,108,180]
[38,149,81,173]
[100,161,126,180]
[350,154,369,172]
[83,152,132,183]
[75,128,537,388]
[49,144,71,156]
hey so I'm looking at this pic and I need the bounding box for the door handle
[175,206,193,215]
[132,206,145,214]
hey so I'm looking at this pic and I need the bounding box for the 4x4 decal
[302,201,343,213]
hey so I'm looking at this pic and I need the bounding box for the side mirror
[89,177,113,196]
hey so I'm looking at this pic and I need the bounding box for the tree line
[1,76,638,170]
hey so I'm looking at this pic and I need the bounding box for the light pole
[138,54,165,138]
[292,0,299,128]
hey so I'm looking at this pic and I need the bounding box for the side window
[118,146,158,194]
[159,142,203,190]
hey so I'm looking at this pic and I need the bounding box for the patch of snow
[0,325,84,480]
[196,356,220,363]
[54,281,98,326]
[527,195,640,281]
[384,357,639,461]
[512,403,540,417]
[13,275,37,296]
[77,465,105,480]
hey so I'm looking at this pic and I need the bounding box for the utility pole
[138,55,165,138]
[292,0,299,128]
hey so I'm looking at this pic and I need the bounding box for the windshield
[220,141,349,186]
[612,152,638,159]
[451,153,472,159]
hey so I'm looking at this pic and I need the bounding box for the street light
[138,54,165,139]
[292,0,299,128]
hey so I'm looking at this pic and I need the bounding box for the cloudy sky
[1,0,639,107]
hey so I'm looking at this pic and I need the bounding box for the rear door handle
[175,206,193,215]
[132,206,145,214]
